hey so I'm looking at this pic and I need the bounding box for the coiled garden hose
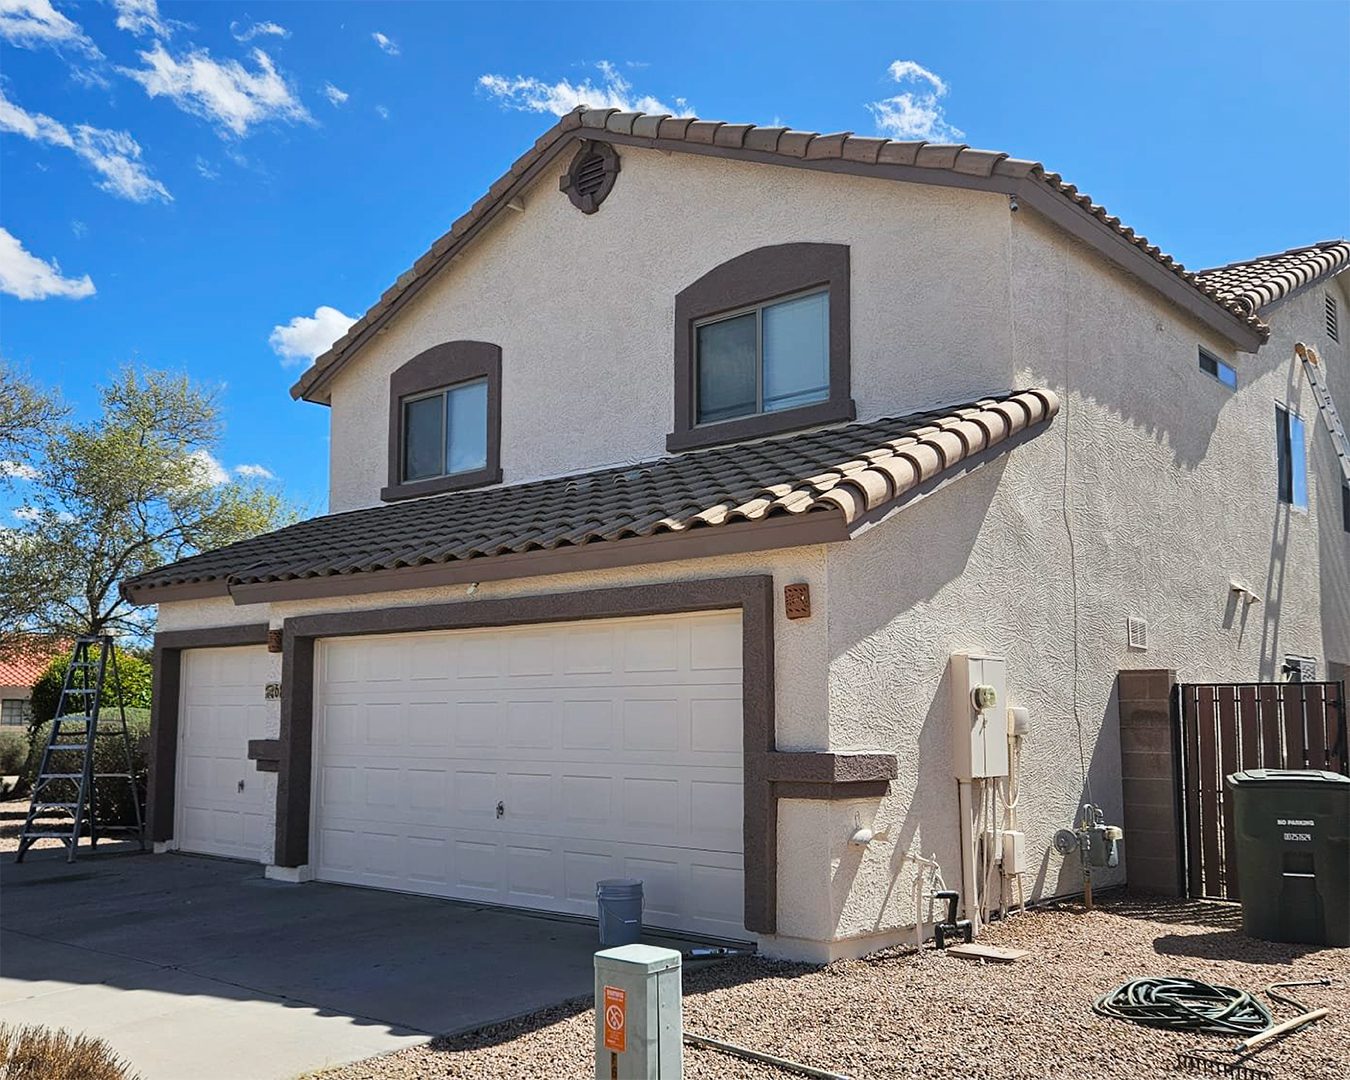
[1093,977,1273,1037]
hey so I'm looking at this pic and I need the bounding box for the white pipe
[957,778,981,935]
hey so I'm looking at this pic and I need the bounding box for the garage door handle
[238,780,246,793]
[496,801,504,819]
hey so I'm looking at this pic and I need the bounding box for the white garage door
[176,645,272,861]
[313,611,745,939]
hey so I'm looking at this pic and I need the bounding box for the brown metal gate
[1176,680,1347,900]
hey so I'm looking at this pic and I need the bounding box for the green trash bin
[1225,769,1350,947]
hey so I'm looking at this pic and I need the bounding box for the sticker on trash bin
[603,986,626,1052]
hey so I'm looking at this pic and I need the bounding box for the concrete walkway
[0,849,691,1079]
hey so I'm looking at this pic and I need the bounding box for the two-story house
[122,107,1348,961]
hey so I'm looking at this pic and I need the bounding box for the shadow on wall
[1258,501,1294,681]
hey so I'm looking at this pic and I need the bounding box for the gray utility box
[1226,769,1350,947]
[594,944,682,1080]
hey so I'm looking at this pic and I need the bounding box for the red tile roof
[0,637,68,688]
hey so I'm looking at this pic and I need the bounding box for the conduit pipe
[957,778,981,935]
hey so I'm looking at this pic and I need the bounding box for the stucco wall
[322,146,1013,513]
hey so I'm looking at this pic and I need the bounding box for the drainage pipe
[957,778,981,935]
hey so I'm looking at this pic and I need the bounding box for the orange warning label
[603,985,626,1053]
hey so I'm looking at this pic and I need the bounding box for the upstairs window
[669,243,854,451]
[402,380,488,482]
[696,290,830,424]
[1276,405,1307,509]
[1198,347,1237,389]
[383,341,502,502]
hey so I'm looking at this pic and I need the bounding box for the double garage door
[176,612,746,940]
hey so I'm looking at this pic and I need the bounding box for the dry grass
[0,1024,140,1080]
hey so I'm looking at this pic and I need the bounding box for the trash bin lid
[1227,768,1350,786]
[596,877,644,895]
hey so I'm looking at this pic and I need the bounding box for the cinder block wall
[1118,670,1182,895]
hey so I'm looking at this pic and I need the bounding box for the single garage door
[176,645,272,861]
[313,611,745,939]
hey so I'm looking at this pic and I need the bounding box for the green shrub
[23,712,150,828]
[0,728,29,775]
[0,1022,141,1080]
[29,650,152,730]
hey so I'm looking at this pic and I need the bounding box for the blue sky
[2,0,1348,516]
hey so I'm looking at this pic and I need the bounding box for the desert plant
[29,651,152,730]
[23,711,150,828]
[0,1022,140,1080]
[0,729,28,775]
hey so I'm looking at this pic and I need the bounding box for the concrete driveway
[0,848,692,1079]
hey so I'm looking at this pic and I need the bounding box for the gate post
[1117,670,1182,895]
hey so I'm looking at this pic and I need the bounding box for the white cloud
[13,506,40,522]
[233,463,274,480]
[113,0,170,38]
[374,104,389,120]
[866,59,963,142]
[0,227,95,300]
[194,155,218,180]
[70,219,86,238]
[0,460,41,480]
[0,86,171,202]
[371,31,398,56]
[188,449,230,486]
[268,305,356,367]
[0,0,101,57]
[477,60,692,117]
[120,42,311,138]
[322,82,349,106]
[231,19,288,42]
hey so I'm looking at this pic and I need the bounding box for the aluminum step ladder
[14,636,146,863]
[1297,342,1350,483]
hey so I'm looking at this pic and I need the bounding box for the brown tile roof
[0,636,69,688]
[292,108,1269,403]
[1195,240,1350,316]
[123,388,1058,599]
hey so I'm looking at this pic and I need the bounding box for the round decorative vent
[560,141,620,214]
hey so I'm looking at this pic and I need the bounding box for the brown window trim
[382,341,502,502]
[669,243,854,452]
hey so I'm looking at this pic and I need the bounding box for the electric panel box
[950,653,1010,779]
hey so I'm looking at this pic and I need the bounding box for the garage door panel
[313,612,745,938]
[176,645,272,862]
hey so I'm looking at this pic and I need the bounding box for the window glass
[446,379,488,475]
[697,312,758,424]
[1277,406,1308,509]
[1,699,31,726]
[1198,348,1237,389]
[763,292,830,412]
[1288,412,1308,509]
[403,395,444,482]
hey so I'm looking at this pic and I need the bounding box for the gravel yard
[317,895,1348,1080]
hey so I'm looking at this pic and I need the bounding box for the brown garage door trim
[148,624,271,843]
[276,575,789,931]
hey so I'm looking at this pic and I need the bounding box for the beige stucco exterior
[151,143,1346,961]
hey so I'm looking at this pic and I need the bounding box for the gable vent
[1328,292,1340,343]
[1126,617,1149,651]
[573,153,608,197]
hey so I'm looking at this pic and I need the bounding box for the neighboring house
[0,637,68,727]
[121,108,1349,961]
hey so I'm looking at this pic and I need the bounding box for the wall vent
[1328,293,1340,343]
[560,141,620,214]
[1126,617,1149,651]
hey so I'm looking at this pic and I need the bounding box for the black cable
[1093,977,1272,1037]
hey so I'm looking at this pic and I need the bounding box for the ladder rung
[47,743,91,751]
[37,773,85,780]
[30,803,78,811]
[61,688,97,695]
[21,832,77,839]
[92,773,135,779]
